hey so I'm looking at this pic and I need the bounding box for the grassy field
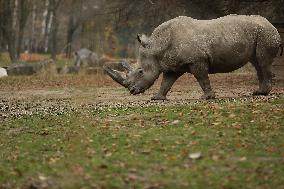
[1,96,283,189]
[0,60,283,188]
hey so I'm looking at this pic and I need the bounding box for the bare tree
[0,0,31,62]
[43,0,53,52]
[49,0,62,59]
[65,0,83,58]
[65,0,103,57]
[29,2,37,51]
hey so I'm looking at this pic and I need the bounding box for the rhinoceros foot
[201,92,216,100]
[252,90,269,96]
[151,94,168,101]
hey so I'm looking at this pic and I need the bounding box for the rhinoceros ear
[137,34,149,48]
[137,34,143,44]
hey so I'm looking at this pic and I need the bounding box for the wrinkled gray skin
[105,15,283,100]
[74,48,100,68]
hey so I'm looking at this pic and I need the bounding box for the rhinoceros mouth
[130,88,138,95]
[129,85,146,95]
[129,87,140,95]
[130,89,145,95]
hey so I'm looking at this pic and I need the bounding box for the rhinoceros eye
[138,68,143,74]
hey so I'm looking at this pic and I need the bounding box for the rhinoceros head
[104,34,161,95]
[123,66,157,95]
[104,61,157,95]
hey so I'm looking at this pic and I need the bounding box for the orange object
[19,53,47,62]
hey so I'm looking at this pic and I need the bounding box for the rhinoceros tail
[280,44,283,56]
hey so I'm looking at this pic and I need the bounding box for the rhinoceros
[74,48,100,68]
[104,15,283,100]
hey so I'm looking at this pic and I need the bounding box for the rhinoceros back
[149,15,281,73]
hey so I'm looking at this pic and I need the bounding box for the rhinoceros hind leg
[251,64,272,96]
[251,56,273,96]
[151,95,168,101]
[201,91,216,100]
[190,63,216,100]
[151,72,183,101]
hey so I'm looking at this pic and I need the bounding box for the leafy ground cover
[1,96,283,189]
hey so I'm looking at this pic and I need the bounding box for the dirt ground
[0,72,284,122]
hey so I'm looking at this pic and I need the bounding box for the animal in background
[74,48,100,68]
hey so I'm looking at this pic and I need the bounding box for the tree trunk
[0,0,30,62]
[65,0,82,58]
[44,0,53,53]
[17,0,30,57]
[66,16,76,58]
[7,34,17,62]
[50,0,61,60]
[50,13,58,60]
[41,0,49,36]
[44,12,53,52]
[40,0,53,53]
[2,0,18,62]
[30,3,37,52]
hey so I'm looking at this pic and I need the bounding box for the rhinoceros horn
[103,65,129,88]
[121,60,133,72]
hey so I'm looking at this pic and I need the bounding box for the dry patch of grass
[0,73,118,91]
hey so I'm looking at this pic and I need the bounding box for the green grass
[56,58,73,68]
[0,53,12,67]
[0,97,284,188]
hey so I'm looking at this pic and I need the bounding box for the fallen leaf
[232,123,242,130]
[38,175,47,181]
[152,139,160,143]
[105,152,112,157]
[229,113,236,118]
[212,122,221,126]
[166,155,177,161]
[86,148,96,157]
[212,155,220,161]
[127,173,139,181]
[141,149,151,155]
[72,165,85,176]
[129,168,138,173]
[189,152,202,160]
[171,120,180,125]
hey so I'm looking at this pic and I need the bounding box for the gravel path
[1,73,283,121]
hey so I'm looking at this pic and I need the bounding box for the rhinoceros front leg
[190,63,215,100]
[151,72,183,100]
